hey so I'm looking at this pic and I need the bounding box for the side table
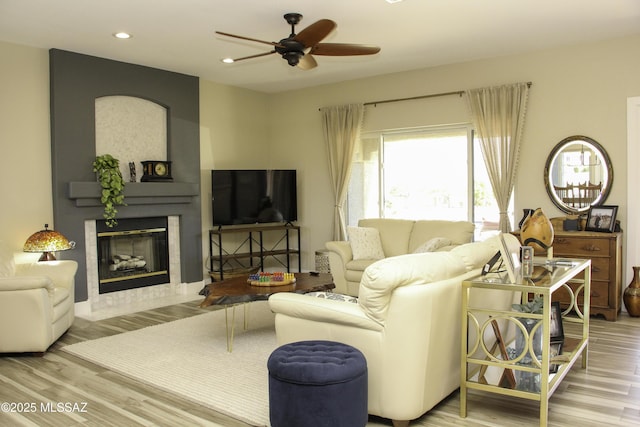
[460,258,590,426]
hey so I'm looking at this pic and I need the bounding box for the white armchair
[0,244,77,353]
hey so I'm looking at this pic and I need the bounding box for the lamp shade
[23,224,74,261]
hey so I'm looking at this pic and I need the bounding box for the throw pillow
[0,242,16,277]
[306,291,358,303]
[412,237,452,253]
[347,226,385,260]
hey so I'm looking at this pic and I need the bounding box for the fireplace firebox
[96,217,170,294]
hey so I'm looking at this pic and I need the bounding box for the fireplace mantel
[68,182,199,206]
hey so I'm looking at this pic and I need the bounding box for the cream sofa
[326,218,475,296]
[0,243,77,353]
[269,234,520,427]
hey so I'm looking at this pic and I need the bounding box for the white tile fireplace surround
[77,215,203,320]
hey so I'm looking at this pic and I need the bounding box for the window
[347,124,511,238]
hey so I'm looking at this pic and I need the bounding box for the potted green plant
[511,295,544,391]
[512,295,544,315]
[93,154,126,227]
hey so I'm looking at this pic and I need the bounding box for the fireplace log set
[110,254,147,271]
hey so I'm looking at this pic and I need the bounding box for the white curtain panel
[321,104,364,240]
[466,82,530,232]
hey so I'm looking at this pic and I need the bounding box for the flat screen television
[211,169,297,226]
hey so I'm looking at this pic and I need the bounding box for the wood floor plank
[0,300,638,426]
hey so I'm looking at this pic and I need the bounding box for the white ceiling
[1,0,639,93]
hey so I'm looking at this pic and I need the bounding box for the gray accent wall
[49,49,202,302]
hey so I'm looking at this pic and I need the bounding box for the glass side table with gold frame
[460,258,590,427]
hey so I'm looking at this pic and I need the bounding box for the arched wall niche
[95,95,167,180]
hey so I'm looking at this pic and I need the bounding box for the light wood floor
[1,302,638,427]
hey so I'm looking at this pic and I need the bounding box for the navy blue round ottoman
[267,340,368,427]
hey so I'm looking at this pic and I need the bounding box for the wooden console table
[551,230,622,321]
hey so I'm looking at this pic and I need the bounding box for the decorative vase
[623,266,640,317]
[520,208,554,254]
[518,208,534,230]
[513,318,543,392]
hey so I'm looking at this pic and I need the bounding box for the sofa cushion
[358,218,414,257]
[412,237,452,253]
[345,258,377,272]
[306,291,358,304]
[358,252,467,324]
[347,227,385,260]
[51,287,72,322]
[450,235,502,271]
[408,220,475,253]
[0,242,15,277]
[345,271,368,286]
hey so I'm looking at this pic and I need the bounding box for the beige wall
[2,35,639,276]
[0,41,51,261]
[268,35,640,272]
[199,79,270,273]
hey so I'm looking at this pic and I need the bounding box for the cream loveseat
[269,234,520,427]
[0,243,78,353]
[326,218,475,296]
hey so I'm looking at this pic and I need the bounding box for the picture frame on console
[585,205,618,232]
[549,301,564,374]
[550,301,564,343]
[549,342,563,374]
[498,233,521,283]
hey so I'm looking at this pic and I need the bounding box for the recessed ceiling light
[113,32,132,39]
[386,0,404,3]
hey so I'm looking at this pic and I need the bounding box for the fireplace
[97,217,170,294]
[85,216,183,312]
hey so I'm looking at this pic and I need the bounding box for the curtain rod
[364,90,464,106]
[318,82,532,110]
[363,81,532,107]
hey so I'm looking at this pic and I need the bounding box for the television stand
[208,224,301,281]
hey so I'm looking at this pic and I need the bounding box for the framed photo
[549,342,563,374]
[498,233,521,283]
[585,205,618,232]
[550,301,564,343]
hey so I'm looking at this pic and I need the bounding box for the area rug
[63,301,277,426]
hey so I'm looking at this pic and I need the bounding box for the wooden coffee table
[199,272,334,351]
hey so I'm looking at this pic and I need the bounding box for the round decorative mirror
[544,135,613,214]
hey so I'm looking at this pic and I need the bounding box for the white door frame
[625,96,640,312]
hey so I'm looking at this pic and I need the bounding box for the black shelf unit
[208,224,301,281]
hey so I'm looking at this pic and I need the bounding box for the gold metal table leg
[224,304,237,352]
[223,303,251,352]
[244,303,249,330]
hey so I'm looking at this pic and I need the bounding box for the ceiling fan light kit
[216,13,380,70]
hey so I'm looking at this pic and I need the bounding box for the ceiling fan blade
[293,19,336,48]
[297,54,317,70]
[310,43,381,56]
[215,31,283,48]
[228,51,276,62]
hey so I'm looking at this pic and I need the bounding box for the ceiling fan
[216,13,381,70]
